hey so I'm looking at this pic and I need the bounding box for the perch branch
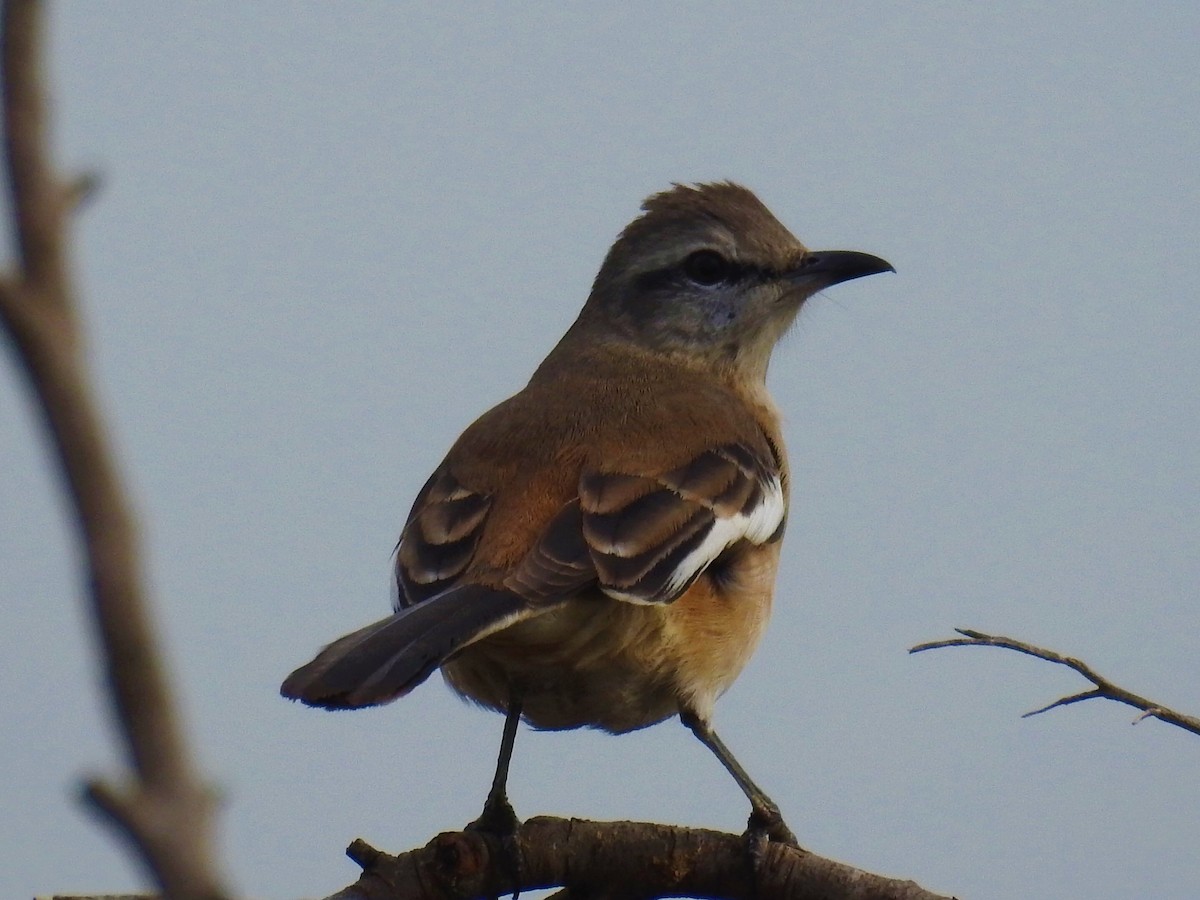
[911,628,1200,736]
[326,816,952,900]
[0,2,230,897]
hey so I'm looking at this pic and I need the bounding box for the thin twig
[911,628,1200,736]
[0,2,230,898]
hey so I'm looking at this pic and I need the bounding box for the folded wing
[580,443,785,604]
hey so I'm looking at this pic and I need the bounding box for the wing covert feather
[396,469,493,607]
[581,442,785,605]
[395,441,784,610]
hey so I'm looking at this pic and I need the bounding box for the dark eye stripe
[634,257,768,294]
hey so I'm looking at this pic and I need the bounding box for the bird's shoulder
[483,345,780,463]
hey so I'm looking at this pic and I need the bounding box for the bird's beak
[788,250,894,287]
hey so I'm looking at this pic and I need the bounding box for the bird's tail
[281,584,529,709]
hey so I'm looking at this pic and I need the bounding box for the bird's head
[577,182,893,381]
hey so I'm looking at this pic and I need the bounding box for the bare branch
[328,817,952,900]
[1,0,61,290]
[0,2,230,897]
[911,628,1200,737]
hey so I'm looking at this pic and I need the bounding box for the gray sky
[2,4,1197,898]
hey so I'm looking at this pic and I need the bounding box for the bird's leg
[680,709,800,850]
[468,693,524,896]
[470,693,524,835]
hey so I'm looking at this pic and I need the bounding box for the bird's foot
[743,800,802,873]
[467,790,521,837]
[466,792,523,899]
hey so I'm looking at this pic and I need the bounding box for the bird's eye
[681,249,733,287]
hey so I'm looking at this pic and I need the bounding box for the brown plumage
[282,182,892,844]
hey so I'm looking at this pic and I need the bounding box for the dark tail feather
[281,585,529,709]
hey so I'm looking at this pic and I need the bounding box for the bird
[282,182,892,846]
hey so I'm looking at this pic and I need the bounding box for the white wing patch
[602,474,785,605]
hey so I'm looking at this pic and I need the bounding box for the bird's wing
[501,440,789,606]
[395,468,493,608]
[398,439,784,610]
[396,463,595,608]
[576,442,786,605]
[395,348,795,607]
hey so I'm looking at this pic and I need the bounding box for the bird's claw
[744,802,801,865]
[467,791,521,837]
[467,793,523,899]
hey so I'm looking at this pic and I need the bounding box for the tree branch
[0,2,230,897]
[911,628,1200,736]
[326,817,953,900]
